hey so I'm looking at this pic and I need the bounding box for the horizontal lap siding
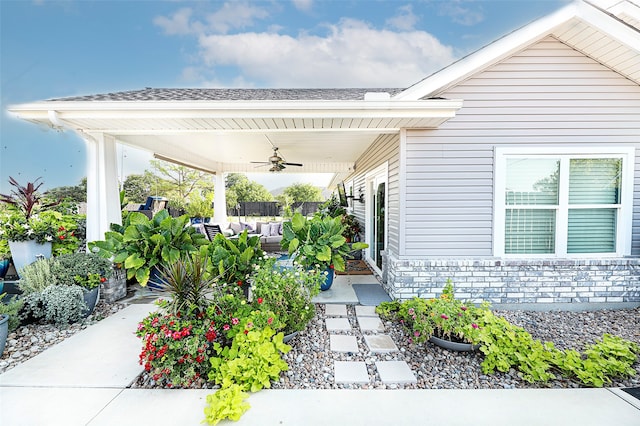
[404,36,640,257]
[348,134,400,255]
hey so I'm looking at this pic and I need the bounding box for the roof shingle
[49,87,405,102]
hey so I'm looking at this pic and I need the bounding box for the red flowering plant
[136,300,219,388]
[376,280,490,345]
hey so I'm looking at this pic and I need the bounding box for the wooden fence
[227,201,322,217]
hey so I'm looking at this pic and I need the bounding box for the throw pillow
[269,222,281,237]
[230,222,242,235]
[260,223,272,237]
[240,221,255,232]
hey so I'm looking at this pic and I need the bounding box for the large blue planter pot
[0,259,9,279]
[148,266,165,291]
[8,240,52,277]
[320,267,335,291]
[0,314,9,357]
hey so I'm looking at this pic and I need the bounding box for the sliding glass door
[366,166,387,273]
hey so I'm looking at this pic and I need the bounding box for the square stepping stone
[325,318,351,332]
[364,335,398,353]
[355,305,378,317]
[357,316,384,332]
[375,361,417,384]
[325,304,348,317]
[330,335,359,353]
[334,361,369,384]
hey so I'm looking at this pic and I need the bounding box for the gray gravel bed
[271,305,640,390]
[6,300,638,390]
[0,301,127,374]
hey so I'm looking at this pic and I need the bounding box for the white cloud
[291,0,314,12]
[436,0,484,26]
[205,2,270,34]
[154,8,201,35]
[386,4,419,31]
[154,2,270,36]
[196,18,455,87]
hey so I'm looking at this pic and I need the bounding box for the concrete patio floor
[1,280,639,425]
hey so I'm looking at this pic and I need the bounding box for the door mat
[622,387,640,401]
[336,260,373,275]
[352,284,392,306]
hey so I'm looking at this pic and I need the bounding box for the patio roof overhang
[9,98,463,175]
[8,95,463,242]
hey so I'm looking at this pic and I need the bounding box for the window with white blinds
[495,149,633,257]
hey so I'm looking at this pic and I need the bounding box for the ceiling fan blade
[250,161,271,164]
[282,162,303,167]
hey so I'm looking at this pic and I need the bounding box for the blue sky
[0,0,566,194]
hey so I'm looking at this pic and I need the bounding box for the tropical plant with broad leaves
[89,210,208,286]
[281,212,367,272]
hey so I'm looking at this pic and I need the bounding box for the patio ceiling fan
[251,146,303,172]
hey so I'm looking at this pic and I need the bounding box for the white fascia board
[394,1,639,100]
[607,1,640,23]
[8,99,463,119]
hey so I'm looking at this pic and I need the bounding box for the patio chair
[203,223,222,241]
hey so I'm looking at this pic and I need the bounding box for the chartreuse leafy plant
[207,311,290,392]
[203,384,250,425]
[89,210,208,286]
[204,311,290,425]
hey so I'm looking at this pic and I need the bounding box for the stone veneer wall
[383,254,640,305]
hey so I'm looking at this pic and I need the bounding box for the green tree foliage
[282,183,323,202]
[150,159,212,201]
[44,178,87,203]
[123,172,156,203]
[225,174,273,210]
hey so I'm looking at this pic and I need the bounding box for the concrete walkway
[1,292,639,425]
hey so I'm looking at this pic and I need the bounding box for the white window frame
[494,147,635,257]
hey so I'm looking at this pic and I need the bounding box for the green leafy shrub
[207,231,264,292]
[18,258,57,294]
[250,258,321,333]
[203,384,250,425]
[51,252,113,289]
[281,212,367,272]
[21,284,87,326]
[0,293,24,332]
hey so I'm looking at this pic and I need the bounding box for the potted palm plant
[281,212,367,290]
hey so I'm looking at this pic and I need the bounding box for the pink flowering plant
[136,300,219,388]
[376,280,489,345]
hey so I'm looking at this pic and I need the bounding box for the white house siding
[347,133,400,257]
[389,36,640,306]
[404,36,640,257]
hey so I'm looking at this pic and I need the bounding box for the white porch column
[213,172,227,224]
[85,133,121,243]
